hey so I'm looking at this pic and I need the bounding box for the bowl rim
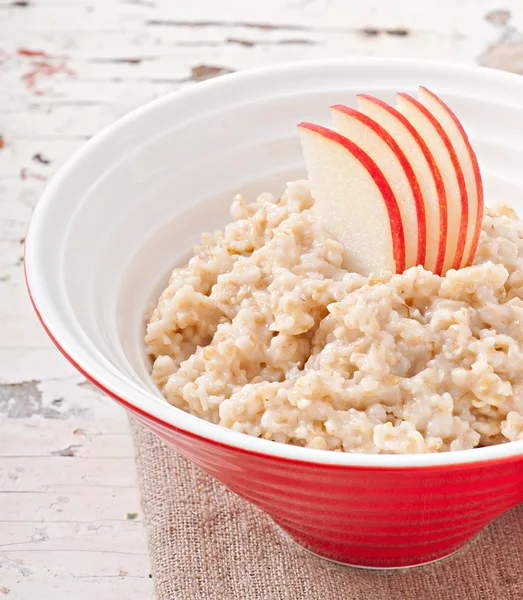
[25,57,523,469]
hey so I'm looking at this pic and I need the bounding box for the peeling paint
[0,381,55,419]
[479,27,523,74]
[50,496,70,509]
[22,60,75,92]
[20,167,47,182]
[32,153,51,165]
[17,48,47,58]
[77,379,104,394]
[0,381,86,419]
[190,64,235,81]
[51,444,82,457]
[0,558,32,578]
[485,9,511,26]
[30,527,50,543]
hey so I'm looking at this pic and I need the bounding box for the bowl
[25,58,523,569]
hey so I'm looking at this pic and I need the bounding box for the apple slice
[417,86,483,267]
[298,122,405,275]
[330,105,426,270]
[356,94,447,275]
[396,93,468,273]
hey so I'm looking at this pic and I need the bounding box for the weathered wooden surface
[1,1,522,598]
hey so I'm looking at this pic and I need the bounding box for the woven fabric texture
[131,420,523,600]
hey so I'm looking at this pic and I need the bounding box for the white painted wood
[0,0,520,597]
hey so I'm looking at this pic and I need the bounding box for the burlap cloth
[131,420,523,600]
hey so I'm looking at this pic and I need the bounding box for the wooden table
[0,1,521,597]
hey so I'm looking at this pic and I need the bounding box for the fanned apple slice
[298,122,405,275]
[417,86,483,267]
[356,94,447,275]
[396,93,468,273]
[331,105,426,270]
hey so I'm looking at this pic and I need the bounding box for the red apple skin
[418,86,484,267]
[298,122,406,273]
[331,104,427,269]
[397,93,468,272]
[357,94,448,276]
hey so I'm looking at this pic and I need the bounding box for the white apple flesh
[356,94,448,275]
[417,86,483,267]
[298,122,406,276]
[396,93,468,273]
[330,104,426,270]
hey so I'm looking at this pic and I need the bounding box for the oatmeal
[145,181,523,453]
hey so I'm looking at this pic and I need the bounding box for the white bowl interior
[26,59,523,466]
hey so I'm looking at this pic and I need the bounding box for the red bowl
[25,58,523,568]
[132,414,523,568]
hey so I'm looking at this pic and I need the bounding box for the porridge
[145,181,523,454]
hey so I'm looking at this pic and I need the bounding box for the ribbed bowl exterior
[132,410,523,568]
